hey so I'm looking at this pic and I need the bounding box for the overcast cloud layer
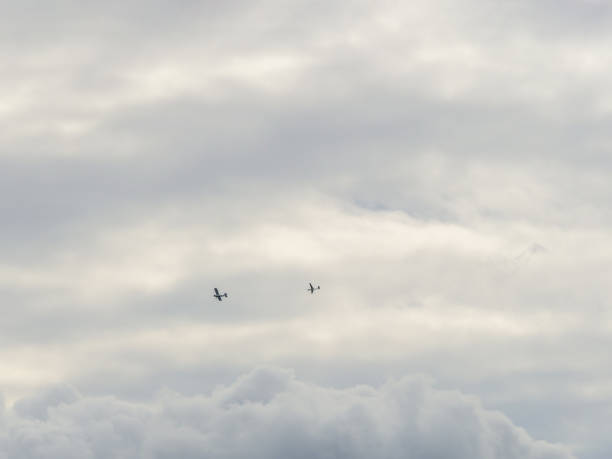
[2,1,612,458]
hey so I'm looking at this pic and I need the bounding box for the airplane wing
[309,283,314,289]
[214,288,219,295]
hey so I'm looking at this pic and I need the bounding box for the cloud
[1,0,612,457]
[0,368,574,459]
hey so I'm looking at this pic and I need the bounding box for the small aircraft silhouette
[308,283,320,294]
[213,287,228,301]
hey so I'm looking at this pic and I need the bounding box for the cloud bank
[1,368,573,459]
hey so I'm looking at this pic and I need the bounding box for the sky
[1,0,612,457]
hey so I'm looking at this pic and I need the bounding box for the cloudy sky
[2,0,612,457]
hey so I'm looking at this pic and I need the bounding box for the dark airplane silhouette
[214,287,228,301]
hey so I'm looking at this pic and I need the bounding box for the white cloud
[0,368,574,459]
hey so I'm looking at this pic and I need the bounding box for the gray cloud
[0,368,574,459]
[1,1,612,457]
